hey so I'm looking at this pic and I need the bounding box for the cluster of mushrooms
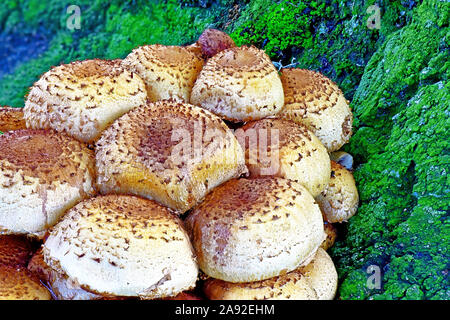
[0,29,359,300]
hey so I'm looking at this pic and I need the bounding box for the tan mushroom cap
[24,59,147,143]
[316,161,359,223]
[197,28,236,58]
[203,248,337,300]
[0,129,96,238]
[0,235,34,268]
[122,44,204,103]
[185,177,325,283]
[190,45,284,122]
[43,195,198,299]
[235,118,331,197]
[0,106,26,132]
[320,222,337,251]
[95,99,247,214]
[0,264,51,300]
[279,69,353,152]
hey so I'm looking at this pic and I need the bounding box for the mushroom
[0,106,26,132]
[42,195,198,300]
[121,44,204,103]
[330,151,354,171]
[190,45,284,122]
[316,161,359,223]
[0,129,96,238]
[197,28,236,58]
[185,177,325,283]
[0,264,52,300]
[203,248,337,300]
[234,118,331,197]
[95,99,247,214]
[24,59,147,143]
[279,68,353,152]
[320,222,338,251]
[0,235,35,268]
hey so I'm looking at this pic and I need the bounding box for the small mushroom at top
[197,28,236,58]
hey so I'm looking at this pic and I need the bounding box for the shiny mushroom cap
[0,264,51,300]
[197,28,236,58]
[121,44,204,103]
[0,106,26,132]
[185,177,325,283]
[316,161,359,223]
[279,69,353,152]
[95,99,247,214]
[0,129,96,238]
[24,59,147,143]
[235,118,331,197]
[43,195,198,299]
[190,45,284,122]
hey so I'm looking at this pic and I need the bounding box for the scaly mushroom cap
[320,222,337,251]
[197,29,236,58]
[24,59,147,143]
[95,100,247,214]
[43,195,198,299]
[0,235,34,268]
[190,46,284,122]
[0,129,96,237]
[203,248,337,300]
[0,264,51,300]
[316,161,359,223]
[185,177,325,283]
[279,69,353,152]
[235,118,331,197]
[121,44,204,102]
[0,106,26,132]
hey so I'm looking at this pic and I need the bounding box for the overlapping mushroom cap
[95,99,247,213]
[0,129,96,237]
[43,195,198,299]
[122,44,204,102]
[190,46,284,122]
[279,69,353,152]
[0,264,51,300]
[185,177,325,283]
[0,106,26,132]
[235,118,331,197]
[24,59,147,143]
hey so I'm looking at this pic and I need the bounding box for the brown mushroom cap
[320,222,337,251]
[279,69,353,152]
[121,44,204,103]
[0,264,51,300]
[24,59,147,143]
[0,129,96,237]
[316,161,359,223]
[235,118,331,197]
[0,106,26,132]
[197,29,236,58]
[190,46,284,122]
[185,177,325,283]
[0,235,34,268]
[43,195,198,299]
[203,248,337,300]
[95,99,247,214]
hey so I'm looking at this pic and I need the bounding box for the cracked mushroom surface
[0,106,26,132]
[235,118,331,197]
[0,129,96,238]
[279,69,353,152]
[203,248,337,300]
[95,99,247,214]
[190,45,284,122]
[121,44,204,102]
[42,195,198,299]
[24,59,147,143]
[185,177,325,283]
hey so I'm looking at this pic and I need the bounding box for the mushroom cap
[197,29,236,58]
[315,161,359,223]
[185,177,325,283]
[95,99,247,214]
[0,235,34,268]
[0,129,96,237]
[121,44,204,103]
[24,59,147,143]
[203,248,337,300]
[190,46,284,122]
[0,106,26,132]
[0,264,51,300]
[42,195,198,299]
[320,222,337,251]
[279,69,353,152]
[235,118,331,197]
